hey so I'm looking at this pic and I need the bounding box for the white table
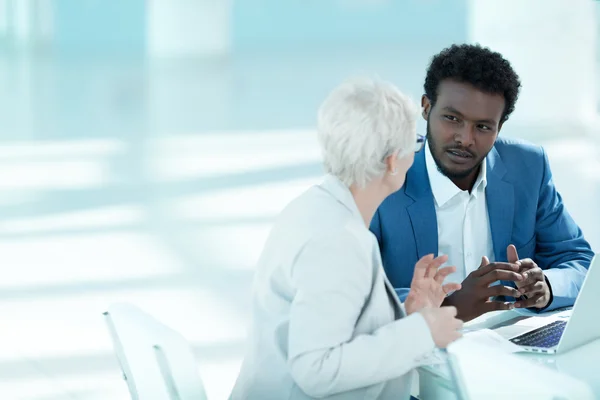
[417,309,600,399]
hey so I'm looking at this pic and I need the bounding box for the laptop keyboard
[509,320,567,348]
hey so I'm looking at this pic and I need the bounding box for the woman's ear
[385,152,399,175]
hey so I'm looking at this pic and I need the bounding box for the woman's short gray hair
[317,77,417,188]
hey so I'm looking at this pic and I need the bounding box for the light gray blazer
[230,175,435,400]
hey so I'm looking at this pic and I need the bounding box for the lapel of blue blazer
[485,146,514,263]
[404,149,438,258]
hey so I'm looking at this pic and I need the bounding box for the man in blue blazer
[370,44,594,322]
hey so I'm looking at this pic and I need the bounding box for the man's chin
[438,164,476,180]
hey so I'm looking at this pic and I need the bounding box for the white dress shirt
[230,175,435,400]
[425,145,495,284]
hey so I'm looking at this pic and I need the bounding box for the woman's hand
[405,254,461,315]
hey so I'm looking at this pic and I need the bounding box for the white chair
[103,303,208,400]
[446,338,594,400]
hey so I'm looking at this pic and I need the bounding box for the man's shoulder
[493,137,545,159]
[378,183,414,211]
[492,137,547,178]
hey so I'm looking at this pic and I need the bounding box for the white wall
[0,0,54,45]
[34,0,54,44]
[468,0,598,128]
[0,0,7,36]
[13,0,33,43]
[146,0,232,58]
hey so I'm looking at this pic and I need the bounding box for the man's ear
[421,95,431,121]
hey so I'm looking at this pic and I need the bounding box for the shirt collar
[425,143,488,207]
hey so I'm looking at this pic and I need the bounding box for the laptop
[506,254,600,354]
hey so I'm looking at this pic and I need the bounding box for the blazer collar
[403,149,438,258]
[320,174,364,224]
[405,148,432,202]
[485,146,514,262]
[403,144,514,261]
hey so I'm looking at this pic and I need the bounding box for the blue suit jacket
[370,138,594,312]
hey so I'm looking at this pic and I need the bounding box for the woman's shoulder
[278,185,350,226]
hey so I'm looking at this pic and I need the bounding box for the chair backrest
[152,337,208,400]
[446,338,594,400]
[103,303,208,400]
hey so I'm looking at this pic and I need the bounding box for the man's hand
[443,257,523,322]
[507,245,552,309]
[405,254,461,315]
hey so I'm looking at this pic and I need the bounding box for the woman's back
[230,176,424,400]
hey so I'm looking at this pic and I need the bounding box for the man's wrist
[538,275,554,310]
[527,274,553,310]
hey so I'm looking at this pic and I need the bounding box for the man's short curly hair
[424,44,521,123]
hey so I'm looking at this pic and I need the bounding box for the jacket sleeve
[287,230,434,398]
[533,148,594,311]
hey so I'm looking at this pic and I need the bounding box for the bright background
[0,1,599,399]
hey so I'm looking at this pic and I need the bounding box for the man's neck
[450,165,481,192]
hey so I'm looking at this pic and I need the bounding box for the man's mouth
[446,149,473,159]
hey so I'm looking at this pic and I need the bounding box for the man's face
[423,80,505,181]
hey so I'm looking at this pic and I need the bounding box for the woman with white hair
[230,78,463,400]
